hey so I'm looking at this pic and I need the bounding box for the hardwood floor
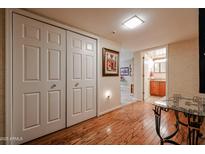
[25,102,205,145]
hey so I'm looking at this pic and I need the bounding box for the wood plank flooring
[25,102,205,145]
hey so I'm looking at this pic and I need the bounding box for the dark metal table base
[153,106,204,145]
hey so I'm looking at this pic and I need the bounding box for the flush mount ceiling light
[122,15,144,29]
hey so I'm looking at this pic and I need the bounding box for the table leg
[187,114,203,145]
[153,106,179,145]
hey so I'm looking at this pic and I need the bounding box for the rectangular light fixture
[123,15,144,29]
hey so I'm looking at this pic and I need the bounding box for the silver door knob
[75,83,79,87]
[51,84,56,89]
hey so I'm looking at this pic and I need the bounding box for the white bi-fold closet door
[12,14,66,144]
[12,13,97,144]
[67,31,97,126]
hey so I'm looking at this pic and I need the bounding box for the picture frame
[120,67,129,76]
[102,48,119,76]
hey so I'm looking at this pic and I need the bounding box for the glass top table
[152,95,205,145]
[152,97,205,117]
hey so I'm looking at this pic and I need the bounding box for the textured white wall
[168,38,205,98]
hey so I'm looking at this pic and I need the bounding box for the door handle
[51,84,56,89]
[75,83,79,87]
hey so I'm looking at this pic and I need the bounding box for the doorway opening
[142,47,167,103]
[120,51,137,104]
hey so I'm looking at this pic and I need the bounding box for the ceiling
[27,8,198,52]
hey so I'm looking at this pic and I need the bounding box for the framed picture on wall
[120,67,129,76]
[102,48,119,76]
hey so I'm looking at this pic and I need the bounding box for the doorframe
[142,56,145,101]
[141,45,169,102]
[5,8,100,144]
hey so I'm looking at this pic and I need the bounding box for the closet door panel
[12,14,66,144]
[67,31,97,127]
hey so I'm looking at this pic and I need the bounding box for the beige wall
[134,51,143,100]
[0,8,5,143]
[168,38,204,98]
[98,38,121,114]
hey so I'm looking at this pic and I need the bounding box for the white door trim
[165,45,169,99]
[5,8,100,144]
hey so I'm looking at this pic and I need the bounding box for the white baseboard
[98,105,122,116]
[98,100,140,116]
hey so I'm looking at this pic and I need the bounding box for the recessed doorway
[120,51,137,104]
[142,47,167,103]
